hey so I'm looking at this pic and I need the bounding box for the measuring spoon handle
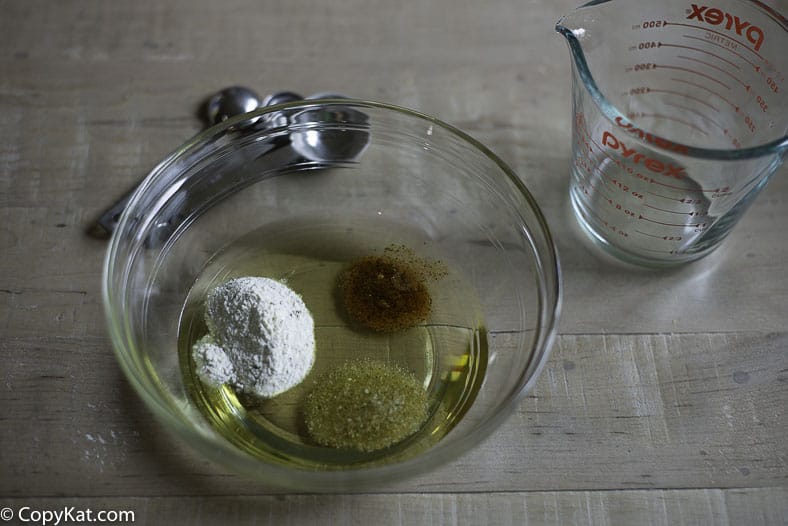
[91,88,306,238]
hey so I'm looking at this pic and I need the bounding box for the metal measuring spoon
[93,87,368,238]
[290,92,370,163]
[204,86,266,124]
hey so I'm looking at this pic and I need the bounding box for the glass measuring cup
[557,0,788,266]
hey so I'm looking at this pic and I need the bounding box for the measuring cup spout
[555,4,591,48]
[555,1,622,132]
[555,1,600,66]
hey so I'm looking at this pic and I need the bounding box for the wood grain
[2,488,786,525]
[1,0,786,522]
[1,62,786,339]
[1,333,785,497]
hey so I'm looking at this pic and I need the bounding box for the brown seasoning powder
[338,245,446,332]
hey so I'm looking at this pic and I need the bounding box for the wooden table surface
[2,0,787,524]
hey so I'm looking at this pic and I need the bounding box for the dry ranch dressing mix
[192,277,316,397]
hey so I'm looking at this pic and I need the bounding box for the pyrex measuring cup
[557,0,788,266]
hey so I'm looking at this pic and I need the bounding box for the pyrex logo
[614,116,689,155]
[687,4,765,51]
[602,130,687,180]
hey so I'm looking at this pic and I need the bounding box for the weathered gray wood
[1,333,785,496]
[1,0,786,521]
[1,61,786,338]
[2,488,786,525]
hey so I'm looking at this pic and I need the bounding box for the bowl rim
[102,98,562,491]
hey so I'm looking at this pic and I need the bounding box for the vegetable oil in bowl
[178,215,488,469]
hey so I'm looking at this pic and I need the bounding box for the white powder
[192,335,235,385]
[192,276,316,397]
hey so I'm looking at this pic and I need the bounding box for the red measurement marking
[576,120,687,189]
[575,118,732,200]
[574,141,615,179]
[636,113,709,135]
[656,64,731,90]
[635,229,663,238]
[662,101,725,132]
[644,203,688,215]
[650,179,699,192]
[660,42,740,70]
[575,158,624,203]
[585,206,606,225]
[645,178,694,193]
[634,229,682,241]
[576,124,646,183]
[575,149,609,184]
[645,88,719,112]
[676,55,750,90]
[670,77,739,111]
[682,34,760,71]
[588,159,611,191]
[578,122,620,165]
[638,214,699,228]
[584,205,631,239]
[647,177,729,194]
[646,190,686,201]
[664,21,764,60]
[580,180,613,202]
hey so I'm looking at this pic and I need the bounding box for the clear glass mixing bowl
[102,99,561,491]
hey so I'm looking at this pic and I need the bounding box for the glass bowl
[102,99,561,491]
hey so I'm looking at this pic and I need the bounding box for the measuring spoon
[94,87,363,237]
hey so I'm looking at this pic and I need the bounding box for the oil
[177,215,488,469]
